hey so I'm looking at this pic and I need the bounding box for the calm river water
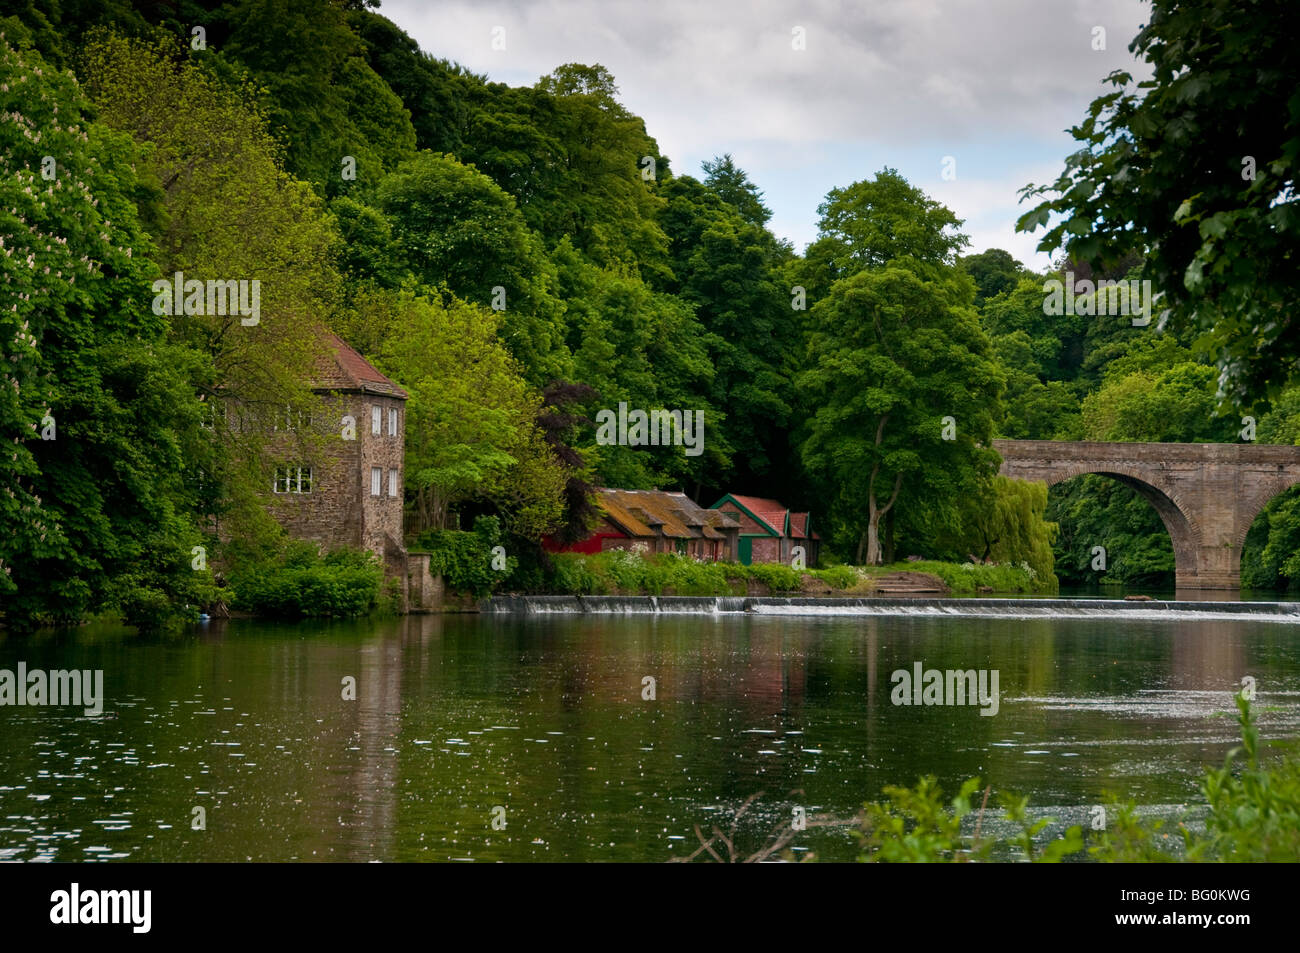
[3,609,1300,862]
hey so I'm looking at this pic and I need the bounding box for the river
[3,606,1299,862]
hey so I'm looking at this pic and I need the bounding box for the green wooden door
[739,537,752,565]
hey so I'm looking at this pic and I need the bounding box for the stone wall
[356,392,406,558]
[995,438,1300,589]
[263,392,406,563]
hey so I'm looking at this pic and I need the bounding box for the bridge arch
[1028,464,1203,572]
[993,439,1300,589]
[1232,473,1300,551]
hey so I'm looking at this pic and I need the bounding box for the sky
[380,0,1152,270]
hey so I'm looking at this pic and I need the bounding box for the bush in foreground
[855,694,1298,862]
[229,542,384,618]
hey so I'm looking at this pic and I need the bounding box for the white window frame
[388,468,399,498]
[370,466,382,497]
[274,466,312,494]
[388,406,398,437]
[371,405,382,435]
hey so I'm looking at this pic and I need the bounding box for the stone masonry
[995,439,1300,589]
[265,334,409,597]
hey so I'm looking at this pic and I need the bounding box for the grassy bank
[542,550,1056,597]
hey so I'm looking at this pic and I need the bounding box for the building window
[274,405,312,432]
[388,468,399,498]
[274,466,312,494]
[388,407,398,437]
[370,466,382,497]
[371,405,382,435]
[199,399,218,431]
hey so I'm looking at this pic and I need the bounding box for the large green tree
[657,172,796,491]
[798,167,968,304]
[375,151,570,385]
[83,32,344,544]
[0,36,213,627]
[799,261,1004,563]
[1017,0,1300,405]
[212,0,417,195]
[375,291,566,536]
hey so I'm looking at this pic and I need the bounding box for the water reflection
[1,611,1298,861]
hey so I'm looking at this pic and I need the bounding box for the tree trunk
[884,508,896,564]
[865,511,883,564]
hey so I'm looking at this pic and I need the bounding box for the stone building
[264,333,409,579]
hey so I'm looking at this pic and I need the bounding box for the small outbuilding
[545,488,740,561]
[709,494,819,566]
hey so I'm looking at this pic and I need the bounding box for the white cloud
[380,0,1150,265]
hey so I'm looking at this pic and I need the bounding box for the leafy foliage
[228,542,384,618]
[1017,0,1300,405]
[413,517,515,598]
[0,36,213,629]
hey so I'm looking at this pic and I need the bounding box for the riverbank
[535,551,1055,600]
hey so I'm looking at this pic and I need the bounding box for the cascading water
[482,594,1300,623]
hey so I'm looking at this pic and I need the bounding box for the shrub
[746,562,803,592]
[856,694,1295,863]
[413,516,516,598]
[812,565,861,589]
[229,542,383,618]
[550,553,604,594]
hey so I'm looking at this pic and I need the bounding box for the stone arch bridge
[994,440,1300,589]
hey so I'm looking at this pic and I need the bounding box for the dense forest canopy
[3,0,1300,628]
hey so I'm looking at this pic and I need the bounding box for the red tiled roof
[725,495,790,535]
[715,494,820,540]
[312,332,408,399]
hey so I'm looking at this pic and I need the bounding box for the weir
[484,594,1300,622]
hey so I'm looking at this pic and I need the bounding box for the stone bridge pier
[994,440,1300,590]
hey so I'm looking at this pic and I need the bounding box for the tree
[376,151,570,385]
[799,262,1004,563]
[550,237,721,492]
[535,381,601,544]
[959,248,1027,304]
[1017,0,1300,405]
[529,63,671,281]
[83,32,343,542]
[702,154,772,227]
[990,332,1081,440]
[375,291,564,535]
[348,8,477,156]
[945,477,1058,582]
[0,36,213,627]
[800,168,968,302]
[1078,363,1237,443]
[216,0,417,195]
[657,173,795,490]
